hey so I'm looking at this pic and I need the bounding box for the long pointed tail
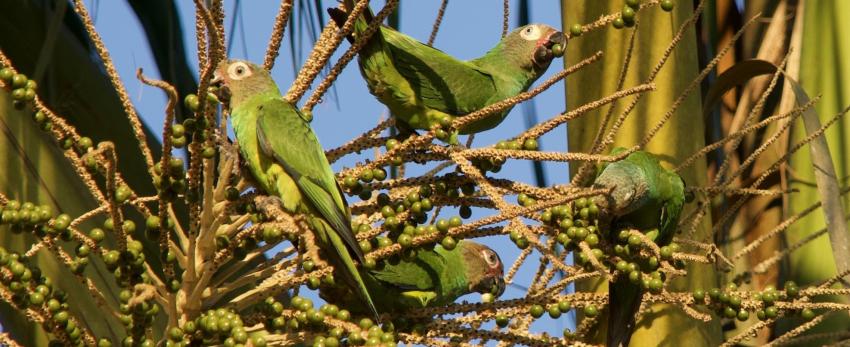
[608,281,641,347]
[311,217,380,322]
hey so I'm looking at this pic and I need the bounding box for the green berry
[785,281,800,298]
[729,296,742,309]
[613,17,625,29]
[184,94,199,112]
[708,287,721,301]
[362,258,376,269]
[122,220,136,234]
[529,304,544,318]
[168,327,183,341]
[302,260,315,272]
[548,305,562,318]
[570,24,582,37]
[585,233,599,246]
[385,138,400,150]
[522,138,539,150]
[762,291,777,304]
[436,219,450,232]
[440,236,457,250]
[764,306,778,319]
[376,236,392,248]
[336,309,351,321]
[202,146,216,158]
[52,214,71,231]
[801,308,815,320]
[359,317,375,330]
[495,314,509,328]
[11,74,27,88]
[397,234,413,247]
[583,304,599,317]
[648,278,663,293]
[76,137,93,152]
[29,292,45,305]
[574,227,588,240]
[627,234,642,247]
[622,6,636,21]
[0,68,13,82]
[359,169,374,183]
[115,184,132,203]
[171,136,187,148]
[76,245,90,258]
[514,236,529,249]
[10,88,26,101]
[169,157,184,174]
[372,168,387,181]
[660,0,674,11]
[262,226,282,243]
[692,289,705,302]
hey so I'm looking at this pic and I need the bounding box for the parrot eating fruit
[591,148,686,347]
[320,240,505,314]
[328,1,566,137]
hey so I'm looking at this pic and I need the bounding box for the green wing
[658,171,685,244]
[382,30,497,114]
[255,99,363,262]
[371,249,446,290]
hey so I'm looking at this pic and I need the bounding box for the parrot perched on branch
[320,240,505,314]
[211,60,379,320]
[328,1,566,136]
[590,148,686,347]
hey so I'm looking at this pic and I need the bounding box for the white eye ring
[227,62,252,80]
[520,25,542,41]
[481,250,500,268]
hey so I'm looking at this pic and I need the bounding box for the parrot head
[501,24,566,73]
[211,59,280,107]
[593,163,650,216]
[460,241,506,298]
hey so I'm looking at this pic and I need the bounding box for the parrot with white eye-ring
[319,240,505,314]
[328,1,566,137]
[211,59,379,321]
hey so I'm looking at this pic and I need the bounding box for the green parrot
[211,60,379,320]
[328,2,566,135]
[590,148,686,347]
[319,240,505,313]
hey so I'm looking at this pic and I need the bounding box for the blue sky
[91,0,574,339]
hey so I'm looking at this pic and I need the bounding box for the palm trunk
[562,1,722,345]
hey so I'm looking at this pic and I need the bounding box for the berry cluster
[0,67,38,106]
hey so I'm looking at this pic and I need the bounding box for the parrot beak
[544,31,566,50]
[210,72,231,105]
[491,277,506,298]
[533,30,566,68]
[475,276,506,298]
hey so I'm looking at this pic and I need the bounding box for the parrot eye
[227,62,253,80]
[481,249,501,269]
[520,25,542,41]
